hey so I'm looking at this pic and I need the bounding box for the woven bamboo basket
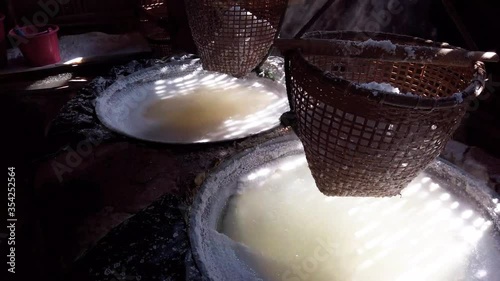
[185,0,288,77]
[286,31,486,197]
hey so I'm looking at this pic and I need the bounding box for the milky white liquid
[142,84,279,141]
[221,156,500,281]
[114,70,289,143]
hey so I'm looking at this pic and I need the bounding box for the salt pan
[190,137,500,281]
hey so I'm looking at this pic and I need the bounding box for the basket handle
[275,38,499,67]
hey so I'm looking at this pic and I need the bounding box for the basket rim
[294,31,486,110]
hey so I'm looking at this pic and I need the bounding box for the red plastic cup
[0,14,6,68]
[9,25,61,67]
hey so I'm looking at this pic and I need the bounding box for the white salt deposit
[224,5,259,31]
[220,154,500,281]
[358,82,401,94]
[357,39,397,54]
[58,32,149,63]
[358,82,415,97]
[339,39,397,57]
[404,46,416,59]
[25,73,73,90]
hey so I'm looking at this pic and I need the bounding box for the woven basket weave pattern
[288,32,482,197]
[186,0,287,77]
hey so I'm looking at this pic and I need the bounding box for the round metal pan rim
[189,135,500,280]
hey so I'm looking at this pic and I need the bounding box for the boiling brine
[222,155,500,281]
[142,84,280,142]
